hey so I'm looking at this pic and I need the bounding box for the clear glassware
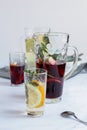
[9,52,25,86]
[35,32,78,103]
[24,68,47,117]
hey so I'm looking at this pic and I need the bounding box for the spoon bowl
[61,111,87,125]
[61,111,75,118]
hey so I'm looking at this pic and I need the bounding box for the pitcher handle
[64,45,78,80]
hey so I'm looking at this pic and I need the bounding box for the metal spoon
[61,111,87,125]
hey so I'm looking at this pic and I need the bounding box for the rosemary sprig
[37,35,83,62]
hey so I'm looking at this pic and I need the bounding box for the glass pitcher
[34,32,78,103]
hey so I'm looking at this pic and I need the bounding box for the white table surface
[0,73,87,130]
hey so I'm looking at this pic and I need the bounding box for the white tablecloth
[0,73,87,130]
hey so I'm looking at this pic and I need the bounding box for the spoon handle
[73,114,87,125]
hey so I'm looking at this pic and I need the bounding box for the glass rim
[34,32,69,36]
[24,67,47,75]
[9,51,25,55]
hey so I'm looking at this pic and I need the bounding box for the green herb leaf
[41,43,48,53]
[43,35,50,44]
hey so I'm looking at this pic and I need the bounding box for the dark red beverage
[36,61,66,98]
[10,64,24,85]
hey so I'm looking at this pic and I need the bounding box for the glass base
[45,96,62,104]
[27,111,44,117]
[11,83,24,87]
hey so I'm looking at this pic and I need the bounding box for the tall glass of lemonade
[24,68,47,117]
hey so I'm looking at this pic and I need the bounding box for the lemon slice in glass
[32,80,45,107]
[26,51,36,67]
[37,34,43,43]
[26,84,42,108]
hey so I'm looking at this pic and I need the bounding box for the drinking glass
[35,32,78,103]
[24,27,50,68]
[9,52,25,86]
[24,68,47,117]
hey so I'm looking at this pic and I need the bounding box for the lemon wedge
[25,38,34,52]
[37,34,43,43]
[26,84,42,108]
[26,51,36,67]
[31,80,45,108]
